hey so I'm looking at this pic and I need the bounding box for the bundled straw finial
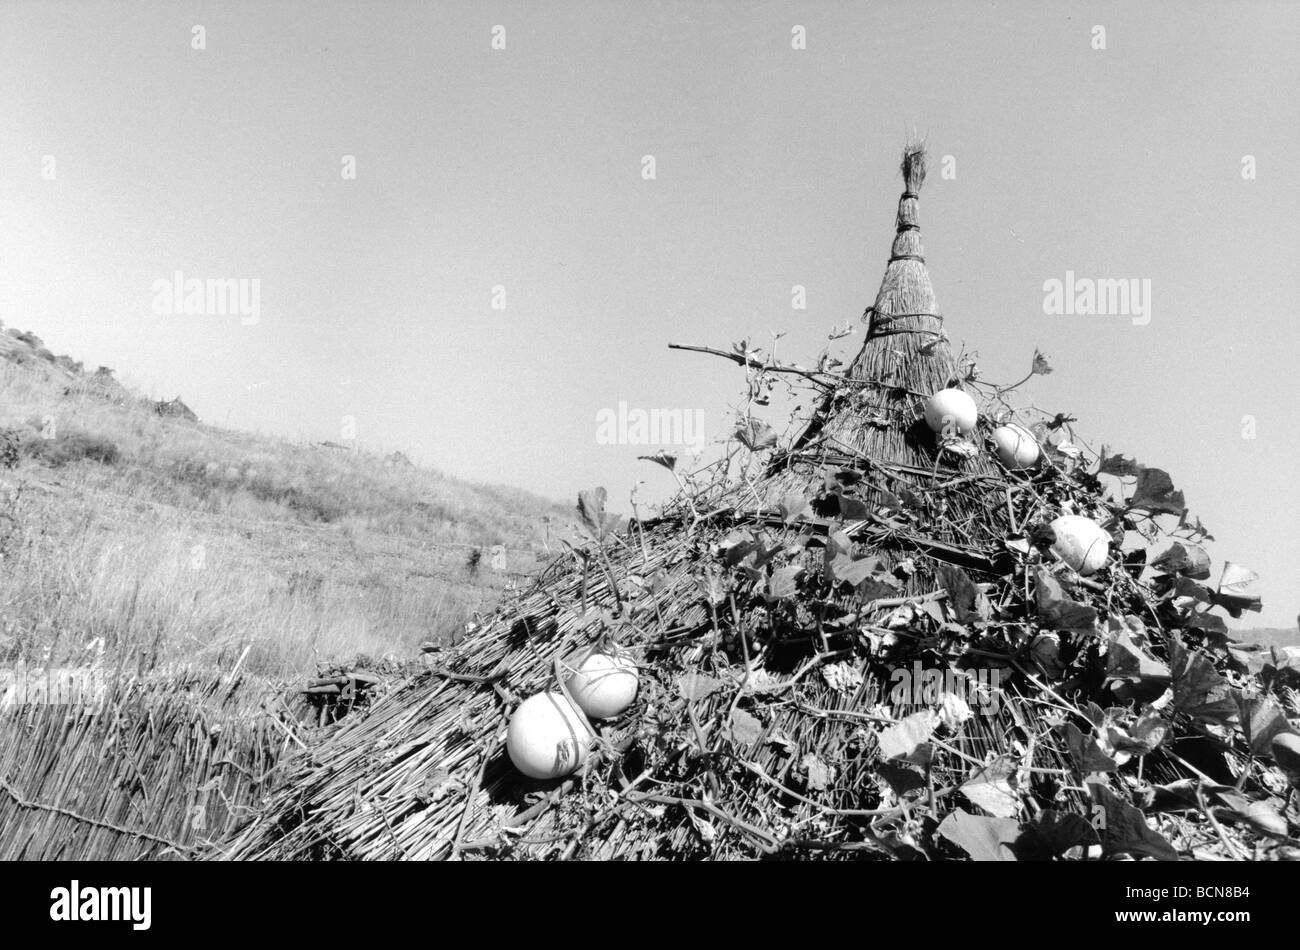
[900,143,927,194]
[891,143,927,246]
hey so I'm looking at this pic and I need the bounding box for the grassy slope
[0,328,570,677]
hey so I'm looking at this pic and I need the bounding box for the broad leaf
[1211,790,1288,837]
[766,565,803,601]
[938,565,981,625]
[1035,570,1098,633]
[1233,691,1292,757]
[1168,636,1239,727]
[719,532,759,567]
[1151,542,1211,580]
[1105,625,1171,687]
[835,493,872,520]
[960,756,1021,819]
[1129,467,1185,516]
[937,809,1020,861]
[576,487,617,541]
[1021,809,1099,857]
[1088,782,1179,861]
[736,417,778,452]
[777,494,809,524]
[1056,722,1119,773]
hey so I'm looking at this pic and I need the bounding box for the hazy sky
[2,2,1298,627]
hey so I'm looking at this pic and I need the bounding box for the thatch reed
[220,146,1296,861]
[0,670,298,859]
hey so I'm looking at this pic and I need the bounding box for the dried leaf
[801,753,835,791]
[938,691,974,729]
[736,417,778,452]
[1049,440,1082,460]
[1097,450,1140,477]
[678,672,724,702]
[729,708,763,746]
[695,570,726,605]
[878,711,938,765]
[638,451,677,472]
[821,661,864,695]
[940,438,979,460]
[1216,562,1262,615]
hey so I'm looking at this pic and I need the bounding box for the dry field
[0,327,568,678]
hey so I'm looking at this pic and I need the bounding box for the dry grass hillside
[0,326,570,677]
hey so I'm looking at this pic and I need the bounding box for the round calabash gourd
[506,692,593,780]
[565,651,639,720]
[990,423,1040,470]
[1048,514,1111,575]
[923,388,978,437]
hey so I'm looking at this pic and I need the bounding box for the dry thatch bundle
[221,146,1300,862]
[0,670,298,859]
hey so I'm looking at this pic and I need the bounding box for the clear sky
[2,1,1298,627]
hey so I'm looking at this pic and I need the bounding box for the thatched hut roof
[220,147,1297,862]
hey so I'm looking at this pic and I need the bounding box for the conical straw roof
[219,145,1280,864]
[797,146,971,460]
[766,146,1004,550]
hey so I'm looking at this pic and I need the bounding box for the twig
[668,343,835,390]
[0,777,195,854]
[450,738,496,860]
[1196,782,1247,860]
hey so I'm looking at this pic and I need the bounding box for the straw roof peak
[779,142,974,475]
[900,142,927,195]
